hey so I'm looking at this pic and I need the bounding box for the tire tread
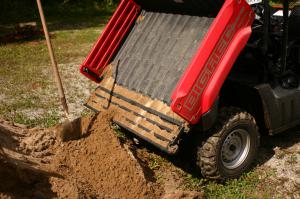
[197,107,260,179]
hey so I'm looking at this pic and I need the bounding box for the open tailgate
[86,67,187,154]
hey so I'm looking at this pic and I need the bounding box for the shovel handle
[36,0,69,116]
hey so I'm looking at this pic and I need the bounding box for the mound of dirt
[50,112,163,198]
[0,113,165,199]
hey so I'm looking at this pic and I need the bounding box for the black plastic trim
[198,99,219,132]
[256,84,300,135]
[82,67,103,82]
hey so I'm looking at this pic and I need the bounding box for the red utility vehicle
[81,0,300,179]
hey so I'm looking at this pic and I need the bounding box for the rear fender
[171,0,254,124]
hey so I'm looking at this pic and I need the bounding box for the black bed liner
[113,10,214,104]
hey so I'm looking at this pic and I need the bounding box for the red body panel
[171,0,254,124]
[80,0,141,82]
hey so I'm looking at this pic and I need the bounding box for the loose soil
[1,109,300,198]
[0,112,201,199]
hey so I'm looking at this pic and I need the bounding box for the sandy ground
[258,130,300,198]
[1,112,300,198]
[2,59,97,127]
[0,112,204,199]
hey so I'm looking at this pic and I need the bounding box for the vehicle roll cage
[262,0,290,72]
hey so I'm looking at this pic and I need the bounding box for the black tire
[197,107,260,180]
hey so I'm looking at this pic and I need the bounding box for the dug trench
[0,111,204,199]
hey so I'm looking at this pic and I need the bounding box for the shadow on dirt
[0,158,58,199]
[58,114,98,141]
[256,126,300,165]
[0,125,27,158]
[0,123,60,198]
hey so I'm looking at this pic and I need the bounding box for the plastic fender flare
[201,26,253,118]
[171,0,254,124]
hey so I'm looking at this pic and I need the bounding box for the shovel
[36,0,80,141]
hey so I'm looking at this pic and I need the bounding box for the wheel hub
[221,129,251,169]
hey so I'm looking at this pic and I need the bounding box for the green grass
[114,129,127,143]
[0,0,115,36]
[0,1,111,127]
[139,149,279,199]
[11,111,60,128]
[181,169,277,199]
[148,155,166,170]
[0,27,104,127]
[140,150,278,199]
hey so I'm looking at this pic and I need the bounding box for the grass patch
[114,129,127,143]
[181,169,277,199]
[0,0,115,36]
[0,28,103,127]
[10,111,60,128]
[147,154,168,170]
[0,1,110,127]
[287,154,298,164]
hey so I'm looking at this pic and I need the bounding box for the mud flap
[85,77,188,154]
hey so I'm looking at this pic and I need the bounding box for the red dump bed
[81,0,254,153]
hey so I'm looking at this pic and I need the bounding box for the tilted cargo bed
[81,0,254,153]
[85,72,186,153]
[113,11,214,104]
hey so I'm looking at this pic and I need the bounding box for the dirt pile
[50,112,163,199]
[0,113,166,199]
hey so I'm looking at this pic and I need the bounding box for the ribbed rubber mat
[113,11,214,104]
